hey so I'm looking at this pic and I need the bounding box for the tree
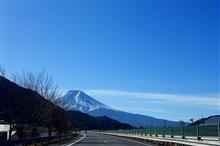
[190,118,194,123]
[0,66,6,77]
[11,71,71,137]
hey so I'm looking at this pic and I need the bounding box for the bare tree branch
[11,71,71,136]
[0,66,6,77]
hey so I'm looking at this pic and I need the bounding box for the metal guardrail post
[171,128,173,138]
[162,127,165,137]
[182,126,185,139]
[218,123,220,141]
[197,124,201,140]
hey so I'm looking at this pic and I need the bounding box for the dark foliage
[0,76,45,124]
[67,111,132,130]
[0,76,70,137]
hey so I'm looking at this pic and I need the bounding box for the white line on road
[110,135,153,146]
[64,133,86,146]
[94,132,152,146]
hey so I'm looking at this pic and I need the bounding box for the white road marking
[64,133,86,146]
[104,140,108,143]
[102,133,152,146]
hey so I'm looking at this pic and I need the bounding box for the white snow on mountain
[61,90,112,113]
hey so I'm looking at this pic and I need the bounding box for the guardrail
[107,123,220,141]
[0,133,77,146]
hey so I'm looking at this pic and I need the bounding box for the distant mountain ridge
[189,115,220,126]
[67,110,132,130]
[61,90,179,127]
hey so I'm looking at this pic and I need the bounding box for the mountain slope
[189,115,220,126]
[62,90,179,127]
[62,90,112,112]
[67,111,132,130]
[88,108,178,127]
[0,75,53,124]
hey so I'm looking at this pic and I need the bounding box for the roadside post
[171,128,173,138]
[197,124,201,140]
[162,127,165,137]
[218,123,220,141]
[182,126,185,139]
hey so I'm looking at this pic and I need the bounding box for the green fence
[107,123,220,140]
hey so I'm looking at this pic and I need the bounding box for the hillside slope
[67,111,132,130]
[62,90,112,112]
[88,108,178,127]
[189,115,220,126]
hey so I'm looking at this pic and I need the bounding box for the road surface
[73,132,152,146]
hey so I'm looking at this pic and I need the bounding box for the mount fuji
[61,90,113,112]
[61,90,179,127]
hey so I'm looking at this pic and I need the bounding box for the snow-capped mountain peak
[61,90,179,127]
[61,90,111,112]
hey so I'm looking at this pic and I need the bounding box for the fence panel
[156,128,163,135]
[199,124,218,137]
[164,128,171,135]
[184,125,197,137]
[106,123,219,139]
[172,127,182,136]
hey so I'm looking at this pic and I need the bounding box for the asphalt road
[73,132,152,146]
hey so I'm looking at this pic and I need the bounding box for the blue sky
[0,0,219,121]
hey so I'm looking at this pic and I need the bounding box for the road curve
[73,132,152,146]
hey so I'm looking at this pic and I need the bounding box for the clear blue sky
[1,0,219,121]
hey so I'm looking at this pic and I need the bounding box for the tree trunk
[8,122,12,140]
